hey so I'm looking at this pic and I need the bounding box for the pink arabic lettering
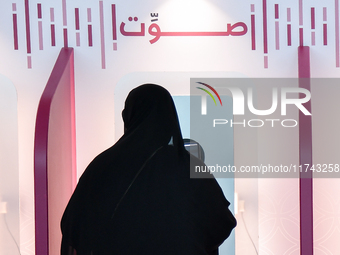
[119,16,248,44]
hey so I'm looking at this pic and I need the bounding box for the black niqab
[61,84,236,255]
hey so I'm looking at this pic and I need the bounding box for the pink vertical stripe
[251,4,255,12]
[311,31,315,45]
[76,32,80,46]
[275,4,279,19]
[12,3,16,11]
[311,8,315,29]
[63,28,68,47]
[75,8,80,30]
[37,3,42,19]
[323,7,327,21]
[50,8,54,22]
[87,8,92,22]
[13,14,18,50]
[299,28,304,46]
[34,48,75,255]
[287,8,291,22]
[88,25,93,46]
[264,55,268,68]
[38,21,43,50]
[99,1,106,69]
[62,0,67,26]
[298,46,313,255]
[51,24,56,46]
[113,42,117,50]
[251,14,256,50]
[262,0,268,54]
[69,51,77,190]
[24,0,31,54]
[323,24,328,45]
[336,0,339,67]
[27,55,32,69]
[275,21,279,50]
[112,4,117,40]
[299,0,303,25]
[287,24,292,46]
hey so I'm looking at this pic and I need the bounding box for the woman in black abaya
[61,84,236,255]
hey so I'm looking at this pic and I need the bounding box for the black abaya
[60,84,236,255]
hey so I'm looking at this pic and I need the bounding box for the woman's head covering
[61,84,236,255]
[120,84,185,157]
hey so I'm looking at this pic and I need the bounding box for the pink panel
[298,46,313,255]
[34,48,76,255]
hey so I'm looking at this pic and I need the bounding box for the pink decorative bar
[99,1,106,69]
[287,24,292,46]
[275,21,279,50]
[24,0,31,54]
[38,21,43,50]
[27,55,32,69]
[62,0,67,26]
[113,42,117,50]
[262,0,268,54]
[50,8,54,22]
[76,32,80,46]
[299,0,303,25]
[51,24,56,46]
[88,25,93,46]
[12,13,18,50]
[275,4,279,19]
[63,28,68,48]
[311,8,315,29]
[37,3,42,19]
[12,3,16,11]
[87,8,92,22]
[311,31,315,46]
[287,8,291,22]
[323,7,327,22]
[75,8,80,30]
[112,4,117,40]
[264,55,268,68]
[335,0,339,67]
[251,14,256,50]
[251,4,255,13]
[323,24,328,45]
[299,28,304,46]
